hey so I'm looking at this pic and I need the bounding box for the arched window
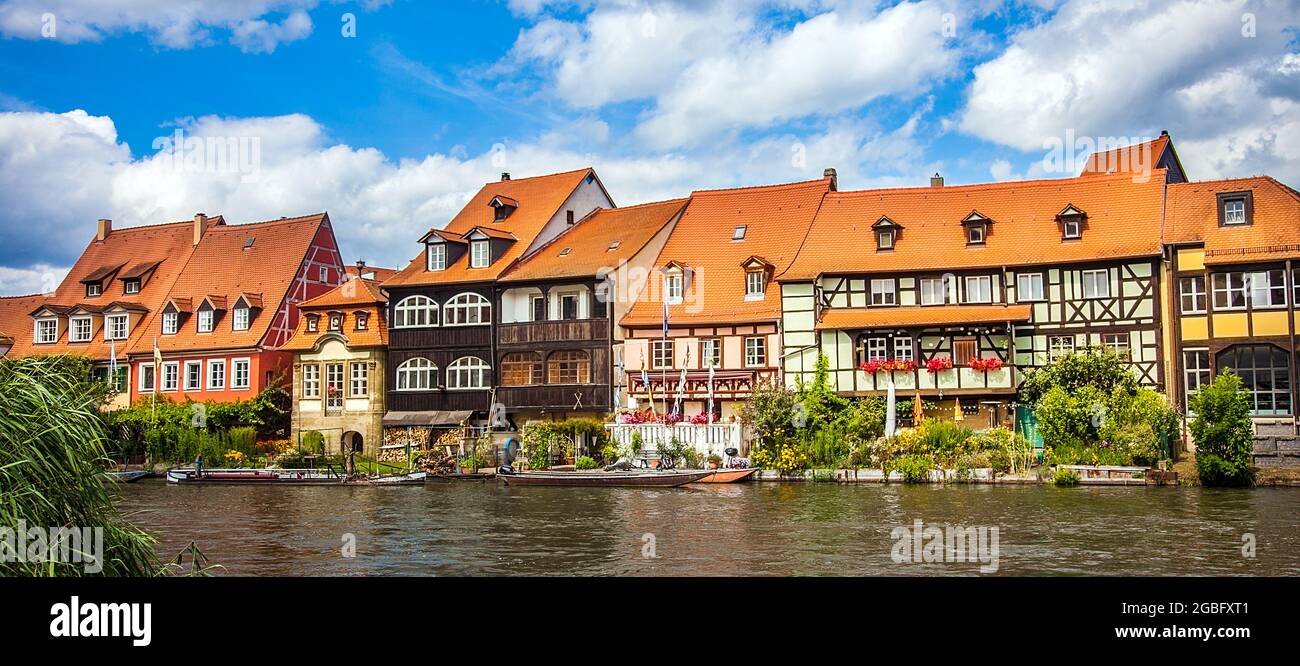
[447,356,491,390]
[501,352,543,386]
[1217,345,1292,415]
[547,350,590,384]
[444,292,491,325]
[395,357,437,391]
[393,295,437,328]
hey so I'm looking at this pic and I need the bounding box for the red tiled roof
[385,169,604,287]
[280,278,387,351]
[1166,176,1300,264]
[503,198,687,282]
[1080,135,1171,177]
[781,171,1168,280]
[344,264,398,282]
[817,304,1032,330]
[622,178,831,326]
[0,294,46,351]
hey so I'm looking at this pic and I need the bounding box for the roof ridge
[834,170,1167,197]
[212,212,327,229]
[480,167,591,187]
[517,197,687,263]
[690,176,831,196]
[776,186,833,279]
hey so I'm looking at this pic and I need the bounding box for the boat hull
[498,470,713,487]
[692,468,759,483]
[165,468,342,485]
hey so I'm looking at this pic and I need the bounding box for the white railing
[606,422,743,457]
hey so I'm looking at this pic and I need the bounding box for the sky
[0,0,1297,295]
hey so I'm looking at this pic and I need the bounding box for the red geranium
[859,359,885,374]
[925,357,954,373]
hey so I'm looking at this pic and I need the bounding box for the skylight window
[732,225,747,240]
[559,247,572,256]
[243,237,255,249]
[607,241,621,251]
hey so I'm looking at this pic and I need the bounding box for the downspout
[1288,259,1297,435]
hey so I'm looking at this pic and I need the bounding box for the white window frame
[869,279,896,306]
[1048,335,1075,362]
[877,229,895,250]
[197,309,214,333]
[1062,219,1082,239]
[302,364,321,398]
[967,225,985,244]
[745,270,766,299]
[1247,270,1287,309]
[232,307,250,331]
[395,358,436,391]
[446,356,491,390]
[86,283,102,298]
[1017,273,1045,302]
[319,266,329,282]
[35,318,58,344]
[393,295,438,328]
[162,311,179,335]
[207,359,226,390]
[894,336,914,362]
[665,274,683,305]
[184,361,202,392]
[1211,272,1249,311]
[963,275,994,304]
[866,337,888,361]
[427,243,447,271]
[138,363,156,393]
[350,362,369,398]
[701,338,721,368]
[1081,269,1110,299]
[1182,348,1211,413]
[69,316,93,343]
[443,292,491,326]
[920,278,947,306]
[104,313,129,341]
[231,358,251,390]
[745,336,767,367]
[651,340,673,369]
[1223,199,1246,225]
[1179,276,1206,314]
[470,240,490,268]
[326,363,345,408]
[161,361,179,392]
[123,280,140,295]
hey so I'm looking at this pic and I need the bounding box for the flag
[109,339,118,375]
[661,295,670,338]
[673,365,687,416]
[153,337,163,374]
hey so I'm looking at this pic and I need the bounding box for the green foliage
[1035,385,1105,449]
[575,455,599,470]
[301,431,325,455]
[796,353,850,428]
[104,383,292,464]
[1189,371,1255,487]
[0,355,158,576]
[895,454,934,484]
[914,419,975,456]
[740,381,799,455]
[522,418,612,470]
[1019,346,1139,405]
[1053,467,1080,487]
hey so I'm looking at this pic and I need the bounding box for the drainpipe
[1289,259,1297,435]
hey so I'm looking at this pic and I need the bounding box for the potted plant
[460,453,479,474]
[707,453,722,469]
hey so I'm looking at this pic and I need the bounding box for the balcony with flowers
[856,354,1013,394]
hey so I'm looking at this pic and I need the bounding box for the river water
[116,480,1300,576]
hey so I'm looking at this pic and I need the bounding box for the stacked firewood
[415,450,458,474]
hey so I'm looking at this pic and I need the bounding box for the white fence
[606,423,743,458]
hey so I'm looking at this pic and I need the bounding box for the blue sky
[0,0,1297,295]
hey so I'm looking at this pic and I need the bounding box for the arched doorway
[342,431,364,454]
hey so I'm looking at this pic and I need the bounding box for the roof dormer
[117,260,161,295]
[1056,204,1087,240]
[490,195,519,222]
[871,217,902,251]
[961,210,992,245]
[661,261,694,305]
[741,256,774,301]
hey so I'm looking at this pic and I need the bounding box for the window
[161,362,179,392]
[329,313,343,331]
[1182,349,1210,413]
[123,280,140,295]
[963,276,993,304]
[531,295,546,322]
[559,294,579,321]
[1223,199,1246,225]
[665,274,683,304]
[1062,219,1082,239]
[86,283,102,298]
[1211,272,1248,310]
[356,314,368,331]
[548,351,590,384]
[745,337,767,367]
[395,357,437,391]
[1216,192,1253,227]
[1179,276,1207,314]
[566,210,575,225]
[1102,333,1131,360]
[325,363,344,408]
[870,279,896,306]
[501,353,543,386]
[876,229,895,250]
[70,316,92,343]
[865,337,888,361]
[319,266,329,282]
[163,311,179,335]
[1017,273,1045,302]
[197,309,214,333]
[732,225,747,241]
[302,364,320,398]
[185,361,202,391]
[444,292,491,325]
[106,314,129,341]
[894,336,914,362]
[470,240,490,268]
[306,314,319,332]
[1049,335,1075,361]
[138,363,156,393]
[700,339,721,368]
[207,360,226,390]
[394,295,438,327]
[954,338,978,366]
[967,225,986,245]
[95,366,127,393]
[920,277,947,306]
[446,356,491,390]
[427,243,447,271]
[1248,270,1287,308]
[1081,269,1110,299]
[232,307,250,331]
[232,358,251,389]
[652,340,673,369]
[1218,345,1291,415]
[35,318,57,344]
[746,270,766,298]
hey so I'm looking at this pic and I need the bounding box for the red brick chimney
[96,218,112,242]
[193,213,208,246]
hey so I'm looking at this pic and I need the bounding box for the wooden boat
[691,467,759,483]
[365,472,427,486]
[104,470,152,483]
[497,469,714,487]
[427,472,496,482]
[165,467,342,485]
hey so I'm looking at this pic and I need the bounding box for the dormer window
[732,225,747,241]
[872,217,901,251]
[470,240,490,268]
[1217,191,1253,226]
[666,274,683,304]
[162,312,178,335]
[328,313,343,331]
[962,211,990,245]
[197,309,214,333]
[105,313,129,341]
[1062,219,1081,239]
[123,279,141,295]
[306,314,320,332]
[356,313,369,331]
[86,283,102,298]
[1056,204,1087,240]
[232,306,250,331]
[35,318,58,344]
[967,225,985,244]
[746,270,766,299]
[427,243,447,271]
[69,316,92,343]
[490,195,518,222]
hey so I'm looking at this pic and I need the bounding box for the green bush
[1054,467,1080,487]
[1189,371,1254,487]
[895,454,933,484]
[301,430,325,455]
[575,455,599,470]
[1035,385,1105,449]
[1020,346,1138,405]
[915,418,974,456]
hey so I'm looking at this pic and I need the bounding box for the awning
[382,410,474,427]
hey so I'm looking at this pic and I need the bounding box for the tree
[1188,371,1254,487]
[796,352,849,429]
[740,381,798,453]
[1019,346,1139,405]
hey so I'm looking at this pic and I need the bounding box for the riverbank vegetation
[1188,372,1255,486]
[519,418,613,470]
[104,384,292,466]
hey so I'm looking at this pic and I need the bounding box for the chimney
[193,213,208,246]
[96,218,112,242]
[930,172,944,188]
[501,172,511,181]
[823,168,838,192]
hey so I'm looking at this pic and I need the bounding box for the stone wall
[1253,435,1300,468]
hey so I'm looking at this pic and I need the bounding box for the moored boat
[165,467,342,484]
[366,471,427,486]
[497,469,713,487]
[104,470,153,483]
[691,467,759,483]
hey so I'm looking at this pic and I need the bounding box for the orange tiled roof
[344,264,397,282]
[0,294,46,351]
[142,213,332,355]
[385,168,603,287]
[4,219,200,361]
[503,198,687,282]
[621,178,832,327]
[817,304,1032,330]
[1166,176,1300,264]
[1080,134,1171,177]
[781,171,1168,281]
[280,279,387,351]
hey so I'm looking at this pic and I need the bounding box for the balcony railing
[497,318,607,345]
[606,422,743,457]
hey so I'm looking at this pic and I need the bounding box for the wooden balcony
[496,383,611,411]
[497,318,608,346]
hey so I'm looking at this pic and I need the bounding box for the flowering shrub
[925,357,953,373]
[689,412,711,425]
[751,441,809,473]
[223,450,245,464]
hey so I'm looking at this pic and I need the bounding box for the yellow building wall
[1212,313,1250,338]
[1177,248,1205,272]
[1252,311,1290,337]
[1180,316,1208,341]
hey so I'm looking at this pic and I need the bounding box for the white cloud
[0,264,66,297]
[0,0,319,52]
[959,0,1300,182]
